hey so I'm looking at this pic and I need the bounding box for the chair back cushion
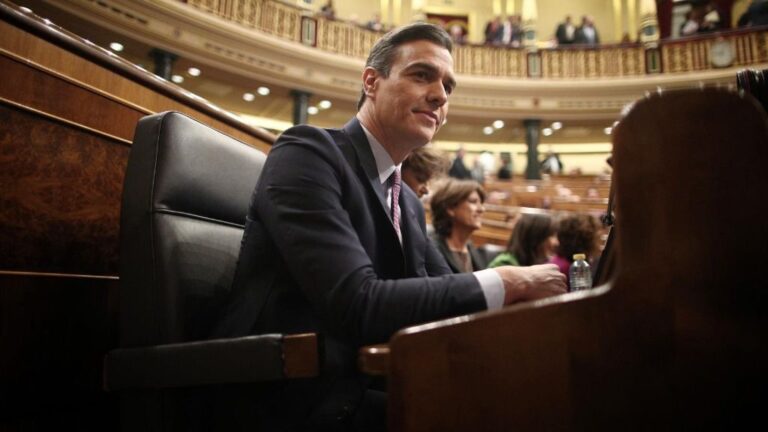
[119,111,266,347]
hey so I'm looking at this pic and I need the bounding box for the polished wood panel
[0,53,143,142]
[0,104,128,274]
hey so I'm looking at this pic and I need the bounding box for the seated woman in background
[549,213,601,284]
[402,146,449,198]
[488,213,558,267]
[430,179,487,273]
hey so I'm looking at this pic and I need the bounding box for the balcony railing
[187,0,768,79]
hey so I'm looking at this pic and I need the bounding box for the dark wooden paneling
[0,54,144,142]
[0,105,129,274]
[0,273,119,430]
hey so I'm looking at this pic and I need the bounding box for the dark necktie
[391,169,402,242]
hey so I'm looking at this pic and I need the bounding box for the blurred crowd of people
[483,15,525,47]
[397,146,605,288]
[554,15,600,46]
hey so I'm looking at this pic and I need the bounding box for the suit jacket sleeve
[254,126,486,344]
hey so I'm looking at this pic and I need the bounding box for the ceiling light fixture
[307,106,319,115]
[187,67,201,77]
[483,126,494,135]
[109,42,124,52]
[257,86,270,96]
[492,120,504,129]
[319,100,332,109]
[243,92,255,102]
[171,74,184,84]
[542,128,553,136]
[551,121,562,130]
[604,127,613,135]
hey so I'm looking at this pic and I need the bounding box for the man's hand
[493,264,567,305]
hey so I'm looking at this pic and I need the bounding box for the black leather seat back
[119,111,266,347]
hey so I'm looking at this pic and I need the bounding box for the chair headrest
[129,111,266,226]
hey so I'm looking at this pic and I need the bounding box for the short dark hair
[431,178,485,237]
[508,213,556,266]
[357,22,453,110]
[556,214,600,262]
[402,146,449,182]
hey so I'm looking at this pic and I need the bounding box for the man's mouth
[415,110,438,124]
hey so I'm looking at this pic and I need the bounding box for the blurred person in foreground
[489,213,559,267]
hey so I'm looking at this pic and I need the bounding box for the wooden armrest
[358,344,390,375]
[104,333,318,391]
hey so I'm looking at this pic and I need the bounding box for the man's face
[363,40,456,151]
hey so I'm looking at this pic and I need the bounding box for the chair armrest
[358,344,389,376]
[104,333,317,391]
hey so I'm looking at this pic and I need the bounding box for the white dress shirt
[359,121,505,310]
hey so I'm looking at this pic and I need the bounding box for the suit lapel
[341,118,390,218]
[340,118,405,256]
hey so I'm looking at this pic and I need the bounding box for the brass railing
[186,0,768,78]
[661,31,768,73]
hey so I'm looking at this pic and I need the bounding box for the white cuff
[473,268,504,310]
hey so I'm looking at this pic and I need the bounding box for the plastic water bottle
[569,253,592,292]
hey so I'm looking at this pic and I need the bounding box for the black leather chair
[737,68,768,112]
[103,112,318,430]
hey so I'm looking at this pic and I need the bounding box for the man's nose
[427,81,448,107]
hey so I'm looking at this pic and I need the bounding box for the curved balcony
[39,0,768,125]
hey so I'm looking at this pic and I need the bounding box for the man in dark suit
[575,15,600,45]
[555,15,576,45]
[217,22,566,430]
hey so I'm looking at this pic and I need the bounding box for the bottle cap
[572,253,586,260]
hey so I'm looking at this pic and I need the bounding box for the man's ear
[362,67,380,99]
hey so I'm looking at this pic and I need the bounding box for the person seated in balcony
[365,12,384,32]
[698,1,722,33]
[430,179,488,273]
[500,15,523,47]
[319,0,336,20]
[448,24,467,45]
[555,15,576,46]
[575,15,600,45]
[484,16,503,45]
[216,22,566,429]
[489,213,559,267]
[401,146,449,198]
[549,214,601,285]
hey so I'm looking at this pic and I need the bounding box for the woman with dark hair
[401,146,449,198]
[550,213,601,284]
[430,178,487,273]
[488,213,558,267]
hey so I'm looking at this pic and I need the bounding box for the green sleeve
[488,252,520,268]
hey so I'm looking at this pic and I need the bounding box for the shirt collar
[359,121,400,184]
